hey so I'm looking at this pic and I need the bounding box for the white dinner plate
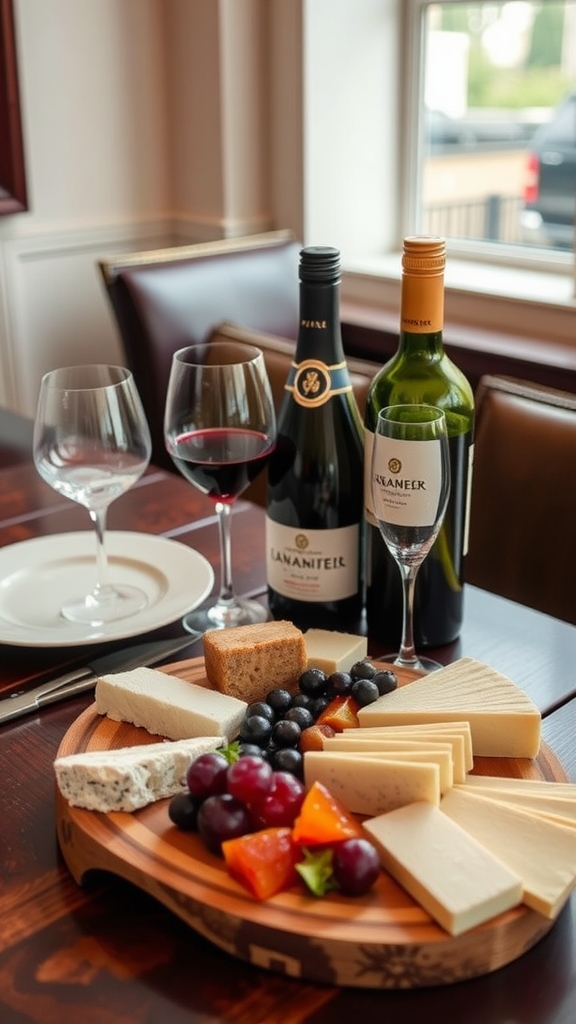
[0,531,214,647]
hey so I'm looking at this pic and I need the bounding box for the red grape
[186,751,229,800]
[197,793,253,854]
[251,770,305,829]
[332,838,380,896]
[226,755,274,806]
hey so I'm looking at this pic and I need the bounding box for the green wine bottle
[364,236,474,648]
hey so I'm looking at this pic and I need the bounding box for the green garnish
[296,847,339,897]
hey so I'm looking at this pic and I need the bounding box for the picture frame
[0,0,28,215]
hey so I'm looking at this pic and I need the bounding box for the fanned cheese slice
[357,658,541,757]
[303,750,440,815]
[364,802,523,936]
[356,722,473,773]
[321,738,455,791]
[441,787,576,918]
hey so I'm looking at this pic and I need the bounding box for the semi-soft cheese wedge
[304,629,368,674]
[303,750,441,816]
[320,739,455,792]
[55,736,223,812]
[363,802,523,936]
[441,787,576,918]
[95,667,247,741]
[324,733,465,784]
[357,657,541,758]
[356,721,473,772]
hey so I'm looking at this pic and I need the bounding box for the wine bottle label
[364,428,378,526]
[371,436,444,527]
[285,359,352,408]
[265,519,360,602]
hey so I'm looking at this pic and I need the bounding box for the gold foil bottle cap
[402,236,446,276]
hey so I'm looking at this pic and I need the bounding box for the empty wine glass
[370,404,450,672]
[164,341,276,633]
[33,364,152,625]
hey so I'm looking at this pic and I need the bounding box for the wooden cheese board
[55,656,569,989]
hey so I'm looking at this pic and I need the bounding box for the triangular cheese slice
[357,657,540,757]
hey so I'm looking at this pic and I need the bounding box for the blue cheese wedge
[357,657,541,758]
[95,666,247,741]
[364,802,523,936]
[54,736,223,812]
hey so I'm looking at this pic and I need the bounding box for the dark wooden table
[1,462,576,1024]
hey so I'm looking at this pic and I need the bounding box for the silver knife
[0,633,201,726]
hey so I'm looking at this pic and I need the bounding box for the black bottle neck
[295,276,344,364]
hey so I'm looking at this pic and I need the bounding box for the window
[295,0,576,347]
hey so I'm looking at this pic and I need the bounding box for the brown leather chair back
[98,231,301,471]
[466,374,576,625]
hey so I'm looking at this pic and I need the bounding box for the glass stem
[397,561,420,667]
[89,507,113,602]
[215,501,236,606]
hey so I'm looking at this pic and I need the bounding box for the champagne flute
[164,341,276,633]
[33,364,152,625]
[371,404,450,672]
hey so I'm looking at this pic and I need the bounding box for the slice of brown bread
[203,621,306,703]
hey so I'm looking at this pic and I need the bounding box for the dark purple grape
[291,692,312,710]
[350,660,377,681]
[197,793,252,854]
[271,746,304,778]
[351,678,380,707]
[327,671,353,696]
[168,791,200,830]
[332,838,381,896]
[283,705,314,731]
[245,700,276,723]
[271,718,301,748]
[298,668,328,697]
[266,688,293,715]
[186,751,229,800]
[226,755,274,806]
[238,742,270,761]
[239,714,273,747]
[373,669,398,695]
[307,695,331,721]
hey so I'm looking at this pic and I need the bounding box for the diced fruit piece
[222,827,302,900]
[300,723,336,752]
[316,694,360,732]
[291,780,364,846]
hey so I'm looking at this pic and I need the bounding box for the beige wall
[0,0,302,416]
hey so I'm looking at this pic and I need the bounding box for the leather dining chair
[97,231,301,473]
[466,374,576,626]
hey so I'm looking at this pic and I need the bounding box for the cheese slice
[465,775,576,798]
[441,787,576,918]
[458,782,576,824]
[304,629,368,674]
[357,658,541,757]
[363,802,523,936]
[325,731,467,784]
[303,750,440,815]
[95,667,247,741]
[320,738,455,791]
[356,721,473,773]
[54,736,223,812]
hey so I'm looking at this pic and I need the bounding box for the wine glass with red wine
[164,341,277,632]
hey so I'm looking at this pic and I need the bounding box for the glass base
[182,595,269,634]
[382,652,444,674]
[61,585,148,626]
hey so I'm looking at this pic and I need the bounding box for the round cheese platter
[55,657,568,989]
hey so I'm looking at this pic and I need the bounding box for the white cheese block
[363,802,523,936]
[303,750,440,816]
[320,738,455,792]
[304,629,368,674]
[356,721,474,773]
[357,657,541,758]
[54,736,223,812]
[441,787,576,918]
[95,666,247,741]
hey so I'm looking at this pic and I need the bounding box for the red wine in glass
[171,427,275,504]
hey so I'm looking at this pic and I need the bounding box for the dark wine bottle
[364,236,474,648]
[266,246,365,630]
